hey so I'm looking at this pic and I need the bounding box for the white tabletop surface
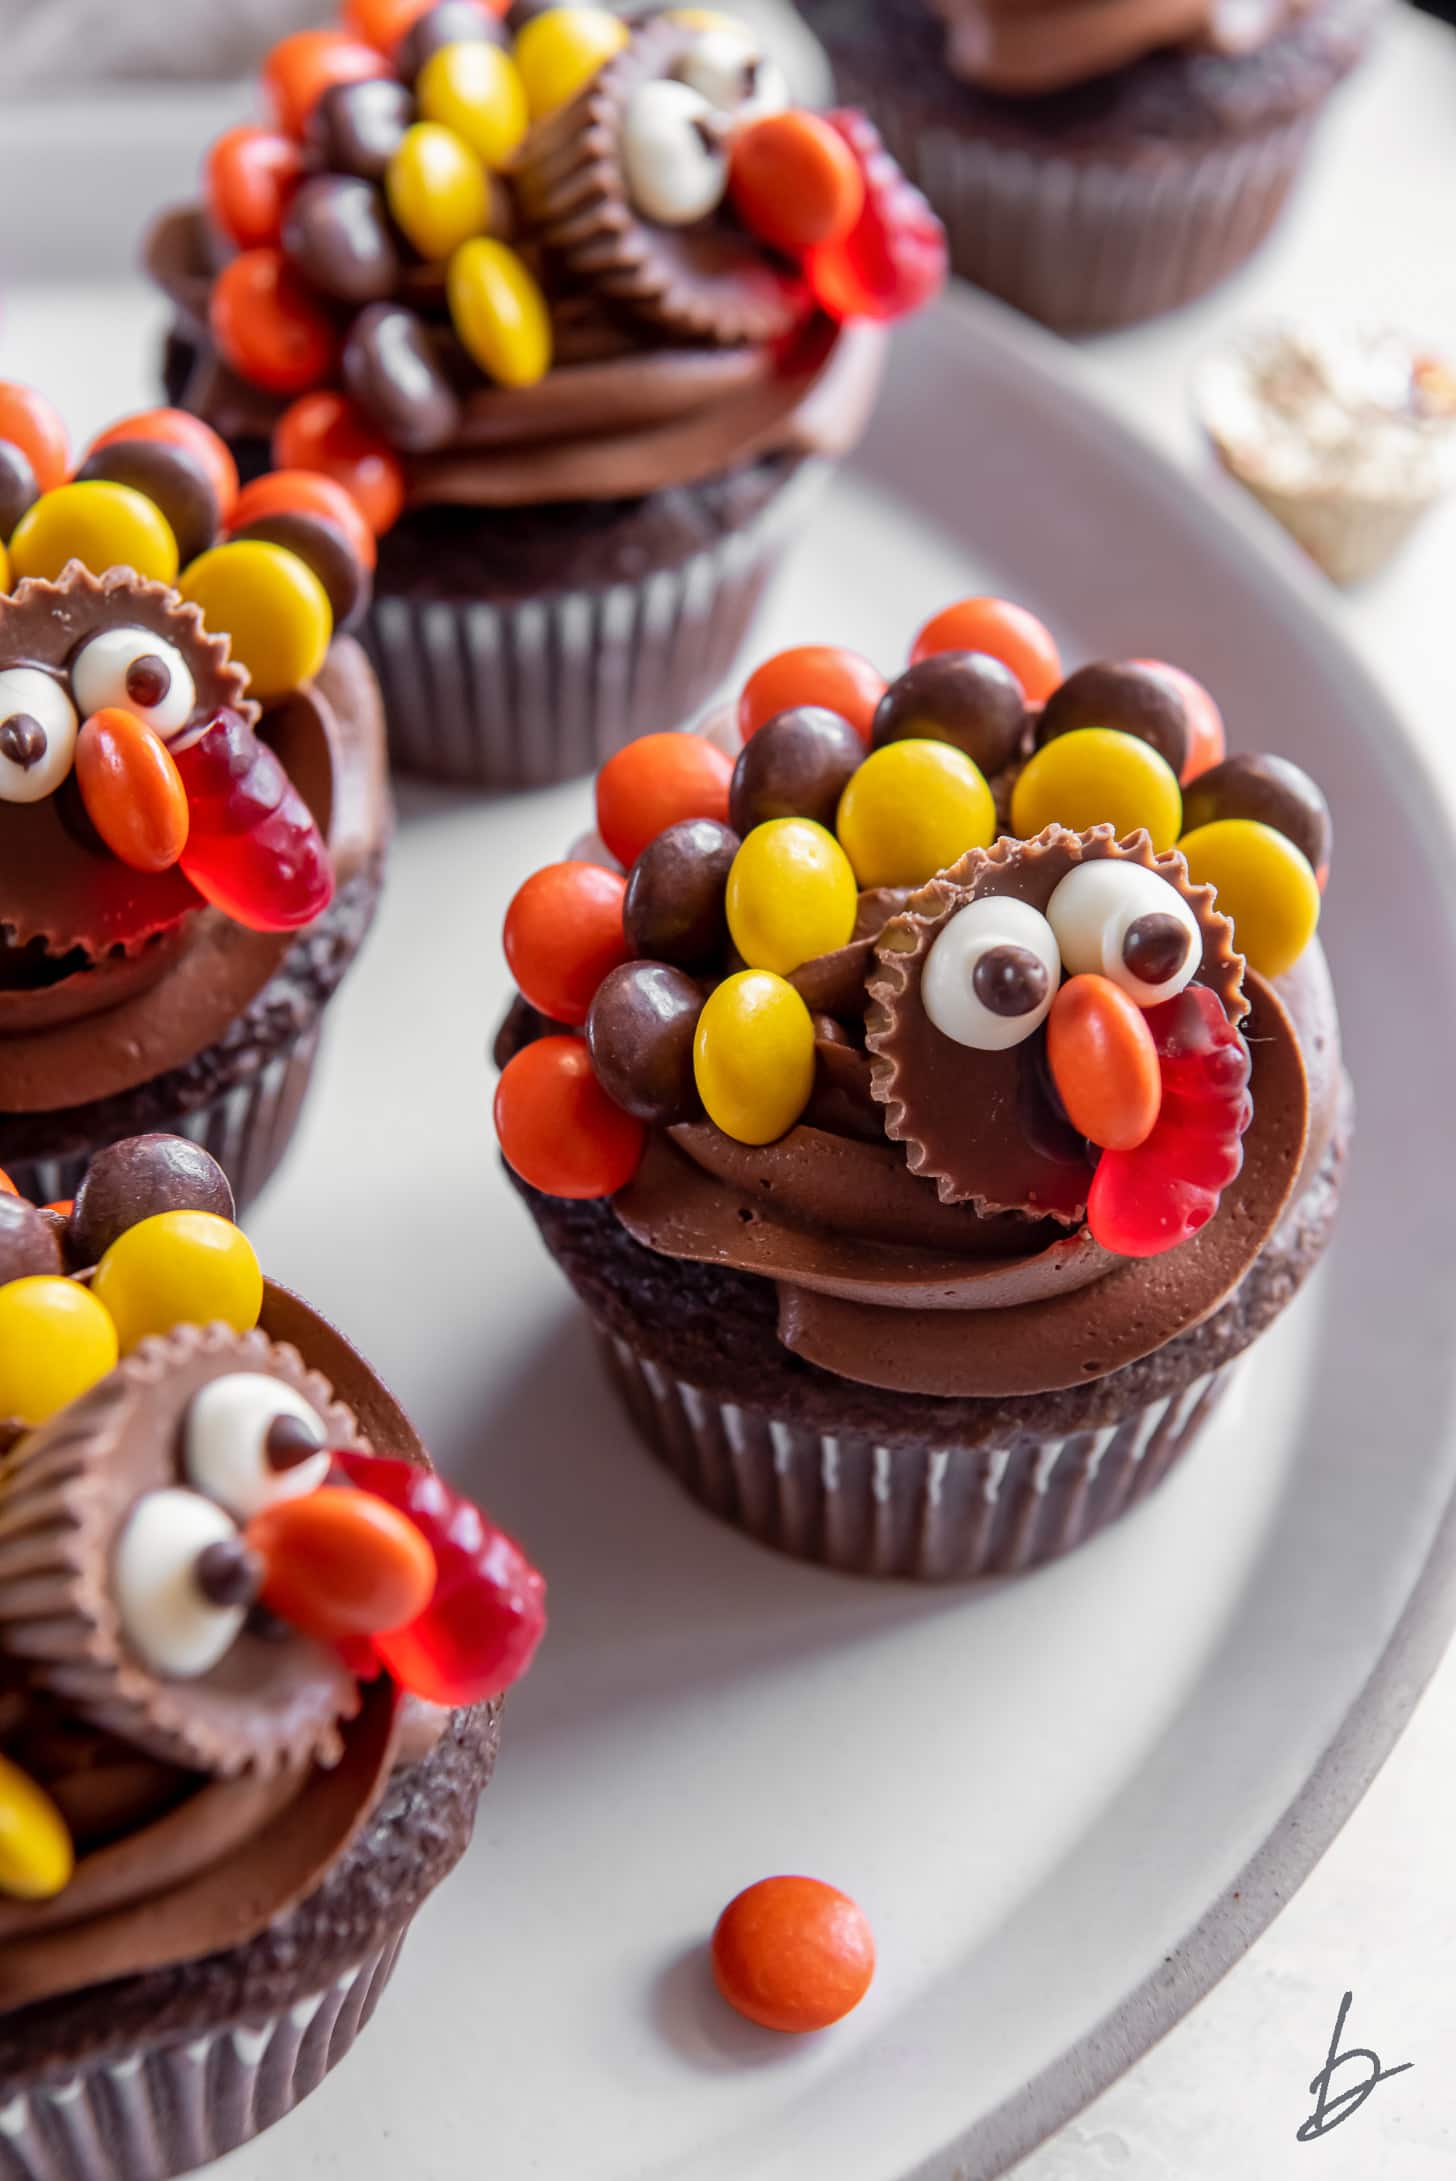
[1013,9,1456,2175]
[0,11,1453,2174]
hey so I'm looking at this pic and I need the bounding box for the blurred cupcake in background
[1197,324,1456,583]
[796,0,1381,331]
[0,381,390,1209]
[146,0,947,789]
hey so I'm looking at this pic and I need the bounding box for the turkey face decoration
[0,1321,547,1784]
[0,563,333,994]
[867,826,1255,1258]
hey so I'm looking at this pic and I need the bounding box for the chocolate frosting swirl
[0,1283,426,2016]
[615,967,1320,1395]
[145,10,902,510]
[149,206,884,512]
[603,822,1338,1402]
[926,0,1311,94]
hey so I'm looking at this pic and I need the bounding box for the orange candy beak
[246,1483,437,1645]
[1046,975,1162,1153]
[75,708,190,874]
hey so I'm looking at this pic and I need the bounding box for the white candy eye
[115,1487,259,1679]
[622,80,729,227]
[1046,860,1201,1009]
[0,667,78,803]
[922,895,1060,1052]
[673,26,790,119]
[184,1373,331,1522]
[71,628,196,737]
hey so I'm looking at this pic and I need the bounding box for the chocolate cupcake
[797,0,1381,331]
[0,383,391,1209]
[0,1132,545,2181]
[145,5,947,788]
[493,599,1347,1577]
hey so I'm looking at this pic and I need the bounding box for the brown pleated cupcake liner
[362,461,828,789]
[835,80,1314,332]
[598,1326,1235,1579]
[0,1931,405,2181]
[1,1027,319,1217]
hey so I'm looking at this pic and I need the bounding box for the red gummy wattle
[804,112,948,325]
[1087,986,1252,1258]
[171,706,334,932]
[335,1451,547,1705]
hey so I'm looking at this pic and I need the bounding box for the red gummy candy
[1087,986,1251,1258]
[335,1451,547,1706]
[171,707,334,932]
[804,112,948,324]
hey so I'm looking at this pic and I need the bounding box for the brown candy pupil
[973,944,1049,1018]
[0,712,46,769]
[265,1414,327,1471]
[1123,912,1190,986]
[194,1538,263,1610]
[124,655,171,710]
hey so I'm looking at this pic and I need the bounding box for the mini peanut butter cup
[0,1322,367,1780]
[512,16,808,349]
[865,825,1245,1218]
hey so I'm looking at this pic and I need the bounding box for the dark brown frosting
[609,816,1335,1401]
[0,1282,428,2016]
[145,6,898,511]
[149,202,885,511]
[0,630,391,1115]
[616,967,1316,1395]
[926,0,1307,94]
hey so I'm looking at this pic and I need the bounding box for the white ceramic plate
[4,273,1456,2181]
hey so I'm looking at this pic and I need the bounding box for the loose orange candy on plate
[712,1875,875,2034]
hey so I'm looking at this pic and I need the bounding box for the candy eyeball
[114,1486,259,1679]
[0,667,78,804]
[70,628,196,739]
[1046,859,1201,1009]
[621,79,729,227]
[184,1373,331,1522]
[922,895,1060,1052]
[673,25,789,121]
